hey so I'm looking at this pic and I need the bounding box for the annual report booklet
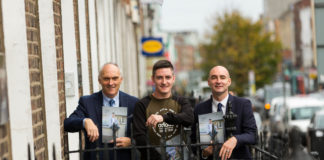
[102,107,127,143]
[198,112,224,147]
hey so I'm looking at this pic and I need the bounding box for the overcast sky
[160,0,264,36]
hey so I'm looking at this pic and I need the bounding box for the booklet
[102,107,128,143]
[198,112,224,146]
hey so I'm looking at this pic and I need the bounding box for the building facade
[0,0,145,159]
[263,0,318,93]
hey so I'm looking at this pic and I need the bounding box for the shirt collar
[212,94,229,107]
[212,94,229,114]
[102,91,119,106]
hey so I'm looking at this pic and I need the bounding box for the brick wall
[0,1,11,159]
[85,0,93,94]
[73,0,83,97]
[25,0,48,159]
[52,0,69,159]
[0,124,11,159]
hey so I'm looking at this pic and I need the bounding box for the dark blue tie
[217,103,223,113]
[109,99,115,107]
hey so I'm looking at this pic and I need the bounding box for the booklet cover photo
[198,112,224,146]
[102,107,127,143]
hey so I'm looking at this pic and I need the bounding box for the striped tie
[217,103,223,113]
[109,99,115,107]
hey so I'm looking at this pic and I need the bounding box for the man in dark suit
[64,63,138,160]
[191,66,256,160]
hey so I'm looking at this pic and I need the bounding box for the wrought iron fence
[266,133,289,159]
[64,123,278,160]
[65,100,279,160]
[24,124,278,159]
[24,94,318,160]
[25,124,320,160]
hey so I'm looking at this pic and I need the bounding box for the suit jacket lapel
[119,91,131,118]
[119,91,126,107]
[118,91,131,136]
[207,96,213,113]
[95,91,104,124]
[226,94,235,115]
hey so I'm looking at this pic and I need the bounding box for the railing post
[53,144,56,160]
[79,131,84,160]
[96,138,100,160]
[103,138,109,159]
[258,132,263,159]
[146,129,150,160]
[160,126,166,160]
[185,127,194,159]
[180,126,184,160]
[224,101,237,139]
[113,123,117,160]
[131,123,136,160]
[195,123,200,160]
[28,143,31,160]
[211,123,217,160]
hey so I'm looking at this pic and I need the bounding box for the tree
[200,11,282,96]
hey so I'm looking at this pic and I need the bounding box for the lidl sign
[141,37,163,56]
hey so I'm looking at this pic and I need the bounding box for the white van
[269,95,324,134]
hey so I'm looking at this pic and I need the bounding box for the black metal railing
[64,123,279,160]
[26,123,321,160]
[267,133,289,159]
[65,99,279,160]
[24,124,278,159]
[27,143,58,160]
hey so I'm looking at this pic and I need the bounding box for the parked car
[307,110,324,160]
[269,96,324,135]
[308,90,324,100]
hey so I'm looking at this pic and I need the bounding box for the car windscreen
[291,106,324,120]
[315,114,324,129]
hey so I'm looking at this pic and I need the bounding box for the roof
[271,95,324,109]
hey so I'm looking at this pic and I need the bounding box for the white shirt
[212,94,229,115]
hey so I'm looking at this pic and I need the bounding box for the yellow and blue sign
[141,37,164,56]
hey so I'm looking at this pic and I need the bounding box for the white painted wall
[115,1,123,70]
[109,0,116,62]
[78,0,90,95]
[95,0,105,67]
[2,0,35,159]
[125,15,136,96]
[96,0,116,79]
[113,2,141,97]
[124,16,132,94]
[103,0,112,63]
[38,1,62,159]
[129,21,139,96]
[88,0,99,92]
[61,0,80,159]
[138,53,147,97]
[117,2,126,92]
